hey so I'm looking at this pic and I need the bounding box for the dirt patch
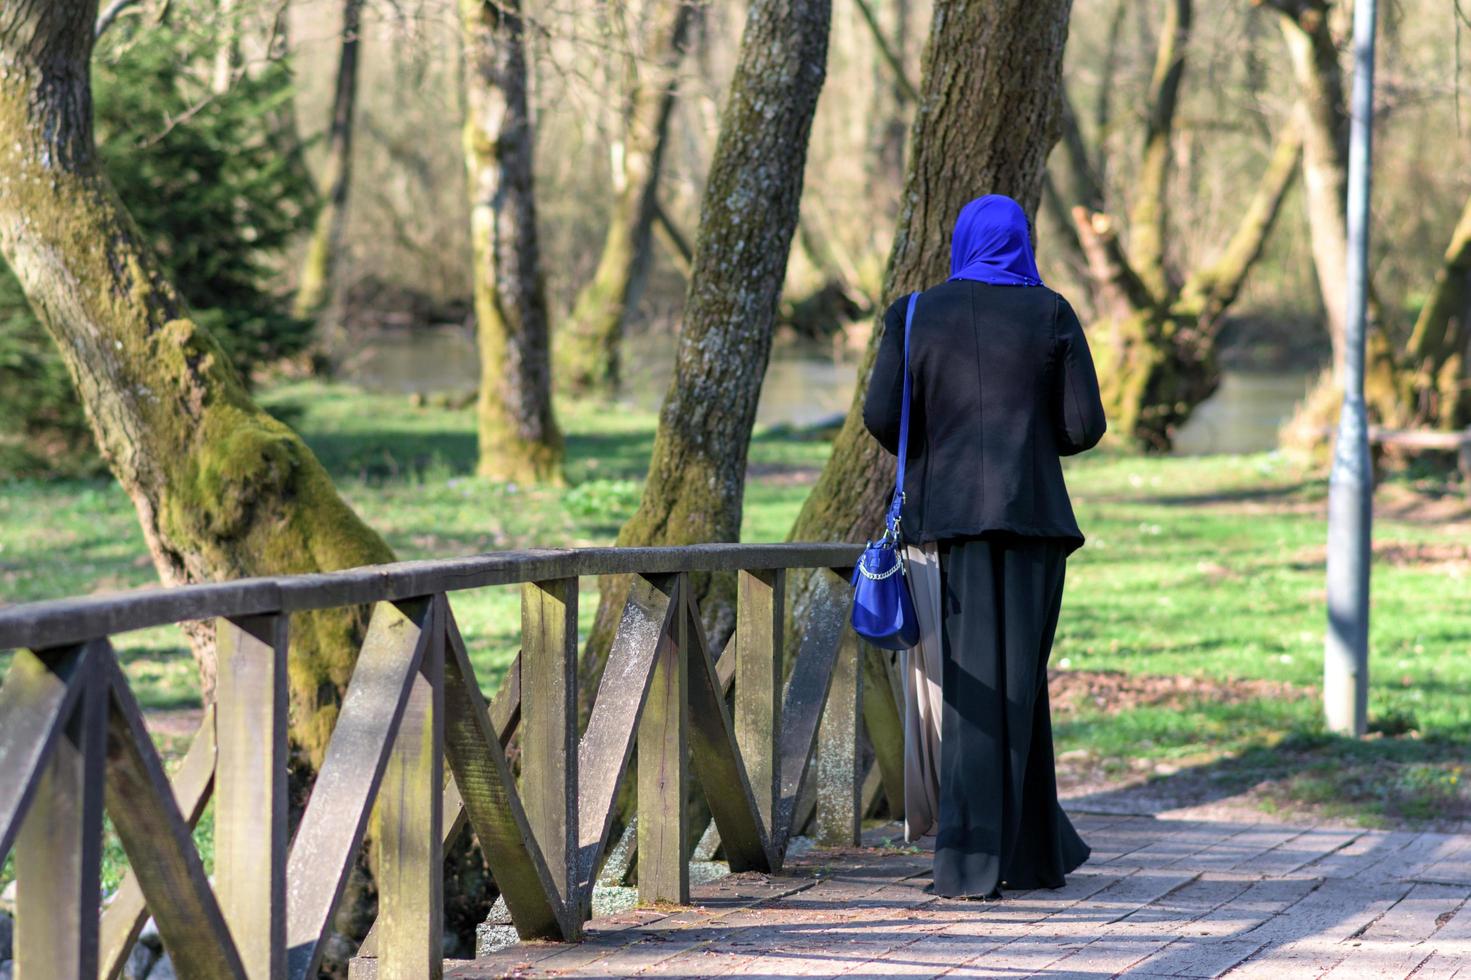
[1292,539,1471,576]
[1048,669,1312,715]
[1375,482,1471,526]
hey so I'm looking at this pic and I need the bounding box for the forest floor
[2,380,1470,891]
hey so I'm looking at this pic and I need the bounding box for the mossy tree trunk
[1261,0,1411,440]
[461,0,564,484]
[1402,193,1471,429]
[1268,0,1351,366]
[785,0,1073,627]
[1,4,498,950]
[1066,125,1301,450]
[293,0,364,319]
[581,0,832,705]
[0,0,394,766]
[1051,0,1301,450]
[557,0,697,397]
[1125,0,1191,303]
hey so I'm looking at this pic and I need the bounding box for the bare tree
[1261,0,1462,437]
[294,0,365,318]
[461,0,564,483]
[786,0,1075,618]
[581,0,833,697]
[0,0,393,766]
[1052,0,1302,450]
[557,0,698,396]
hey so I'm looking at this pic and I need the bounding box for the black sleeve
[1053,294,1107,456]
[862,297,909,455]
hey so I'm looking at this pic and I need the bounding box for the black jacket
[862,280,1106,550]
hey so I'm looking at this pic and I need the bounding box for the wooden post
[521,578,580,913]
[859,644,905,818]
[735,568,782,834]
[215,614,288,980]
[374,596,446,980]
[815,629,862,846]
[14,650,105,978]
[638,573,689,905]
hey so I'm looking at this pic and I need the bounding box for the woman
[862,194,1107,900]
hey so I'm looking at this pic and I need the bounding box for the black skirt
[932,534,1090,898]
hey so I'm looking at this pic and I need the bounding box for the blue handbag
[850,292,921,651]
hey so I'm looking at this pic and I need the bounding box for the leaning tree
[0,0,393,766]
[580,0,833,702]
[786,0,1077,605]
[1051,0,1302,451]
[1260,0,1471,439]
[557,0,698,396]
[461,0,565,484]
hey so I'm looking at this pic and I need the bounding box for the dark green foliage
[0,26,316,477]
[0,274,101,476]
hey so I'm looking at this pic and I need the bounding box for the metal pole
[1324,0,1377,736]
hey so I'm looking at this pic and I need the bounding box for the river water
[335,328,1313,456]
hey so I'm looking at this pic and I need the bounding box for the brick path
[400,814,1471,978]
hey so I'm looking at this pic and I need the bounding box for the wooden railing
[0,542,906,980]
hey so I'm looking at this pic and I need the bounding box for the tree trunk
[1075,124,1301,449]
[1126,0,1190,303]
[212,0,238,94]
[293,0,364,319]
[0,0,393,761]
[581,0,832,703]
[461,0,564,484]
[785,0,1073,629]
[1049,0,1299,450]
[557,0,696,397]
[1403,193,1471,428]
[1271,0,1351,367]
[1263,0,1405,442]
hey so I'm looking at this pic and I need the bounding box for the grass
[2,380,1470,896]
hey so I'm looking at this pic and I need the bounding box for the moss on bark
[784,0,1074,638]
[293,0,364,320]
[0,0,394,769]
[581,0,832,707]
[461,0,564,486]
[557,1,695,397]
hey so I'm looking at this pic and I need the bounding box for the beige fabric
[901,541,944,841]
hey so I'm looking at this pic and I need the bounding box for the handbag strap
[887,291,918,531]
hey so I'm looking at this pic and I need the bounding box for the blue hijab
[948,194,1044,287]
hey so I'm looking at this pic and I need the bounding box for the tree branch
[652,198,693,277]
[1057,88,1104,212]
[95,0,142,38]
[1041,172,1091,291]
[1126,0,1192,303]
[1092,0,1128,179]
[853,0,919,104]
[1178,122,1303,325]
[1072,206,1156,319]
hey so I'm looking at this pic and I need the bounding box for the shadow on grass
[295,429,478,481]
[287,421,659,486]
[1131,482,1312,508]
[1064,726,1471,827]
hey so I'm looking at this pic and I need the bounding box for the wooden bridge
[4,543,1468,980]
[0,543,907,979]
